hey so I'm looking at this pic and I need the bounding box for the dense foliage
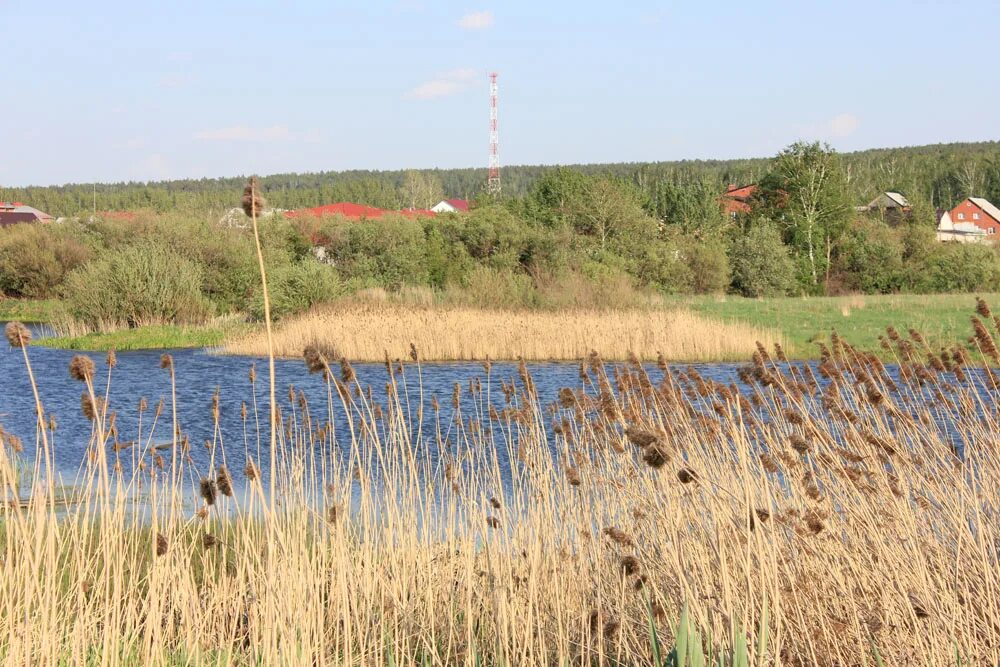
[1,141,999,330]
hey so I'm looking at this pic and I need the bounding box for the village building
[430,199,470,213]
[0,202,54,227]
[284,202,436,220]
[861,192,911,225]
[720,184,755,218]
[936,209,987,243]
[948,197,1000,237]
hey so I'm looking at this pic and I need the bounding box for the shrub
[0,223,92,298]
[917,243,1000,293]
[62,242,210,330]
[323,216,428,288]
[252,259,343,320]
[834,219,904,293]
[682,236,730,294]
[728,222,795,297]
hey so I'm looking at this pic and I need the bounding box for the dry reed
[224,303,783,362]
[4,304,1000,664]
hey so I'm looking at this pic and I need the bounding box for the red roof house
[0,202,54,227]
[431,199,470,213]
[720,185,756,217]
[948,198,1000,238]
[284,202,436,220]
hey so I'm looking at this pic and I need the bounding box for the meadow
[4,296,1000,664]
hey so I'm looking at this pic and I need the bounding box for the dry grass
[5,305,1000,664]
[224,304,783,362]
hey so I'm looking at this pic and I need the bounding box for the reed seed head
[217,465,234,497]
[69,355,95,382]
[202,533,219,550]
[241,176,266,217]
[642,445,669,469]
[155,533,168,556]
[677,467,697,484]
[159,354,173,371]
[625,426,659,449]
[4,321,30,348]
[200,477,218,506]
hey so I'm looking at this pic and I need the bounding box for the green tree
[728,221,795,297]
[765,142,852,293]
[399,170,444,210]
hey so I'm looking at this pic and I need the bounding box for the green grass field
[682,292,990,358]
[40,323,236,351]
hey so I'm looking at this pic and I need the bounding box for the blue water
[1,325,752,483]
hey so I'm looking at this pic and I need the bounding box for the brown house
[0,202,54,228]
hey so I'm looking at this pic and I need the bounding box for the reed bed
[4,301,1000,664]
[223,304,783,362]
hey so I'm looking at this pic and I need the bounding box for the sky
[2,0,998,187]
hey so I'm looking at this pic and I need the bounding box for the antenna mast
[487,72,501,196]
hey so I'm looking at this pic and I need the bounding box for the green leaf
[755,593,769,667]
[675,604,690,667]
[646,593,664,667]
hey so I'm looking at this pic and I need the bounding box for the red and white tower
[487,72,501,196]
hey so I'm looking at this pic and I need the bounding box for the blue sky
[2,0,997,187]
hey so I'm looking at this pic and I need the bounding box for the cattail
[217,465,234,497]
[642,444,669,469]
[159,353,173,370]
[69,355,95,382]
[677,467,697,484]
[976,297,992,320]
[155,533,168,556]
[80,393,101,420]
[603,527,634,547]
[244,460,259,482]
[804,509,824,534]
[625,426,659,448]
[241,176,266,217]
[199,478,218,506]
[303,345,329,374]
[619,555,639,576]
[4,321,30,348]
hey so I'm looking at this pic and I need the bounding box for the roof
[0,202,53,220]
[884,192,910,207]
[970,198,1000,224]
[722,185,756,201]
[865,192,911,209]
[285,202,435,220]
[446,199,469,211]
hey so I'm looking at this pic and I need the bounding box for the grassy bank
[0,298,61,323]
[40,323,233,351]
[4,305,1000,663]
[682,292,993,358]
[223,303,782,362]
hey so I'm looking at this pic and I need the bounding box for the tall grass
[224,303,783,362]
[4,299,1000,663]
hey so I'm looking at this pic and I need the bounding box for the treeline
[3,141,1000,334]
[3,141,999,218]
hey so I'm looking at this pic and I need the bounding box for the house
[936,210,987,243]
[284,202,436,220]
[948,197,1000,238]
[720,185,756,218]
[430,199,470,214]
[861,191,912,225]
[0,202,54,228]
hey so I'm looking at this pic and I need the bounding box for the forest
[1,140,1000,335]
[2,141,998,218]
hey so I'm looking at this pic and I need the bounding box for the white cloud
[827,113,860,138]
[405,68,478,100]
[457,10,493,29]
[194,126,293,142]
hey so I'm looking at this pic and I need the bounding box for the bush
[683,236,730,294]
[62,242,211,330]
[728,222,795,297]
[253,259,343,320]
[916,243,1000,293]
[323,216,428,288]
[834,219,904,293]
[0,223,92,298]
